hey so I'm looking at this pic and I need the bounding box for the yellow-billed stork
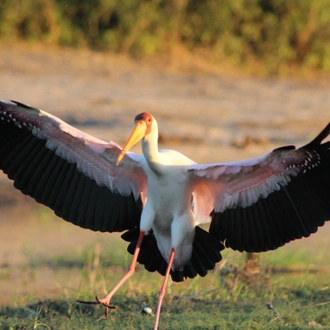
[0,100,329,329]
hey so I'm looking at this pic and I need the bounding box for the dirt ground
[0,44,329,306]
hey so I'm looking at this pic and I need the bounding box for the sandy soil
[0,44,329,306]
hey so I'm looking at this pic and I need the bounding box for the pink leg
[154,248,175,330]
[78,230,145,316]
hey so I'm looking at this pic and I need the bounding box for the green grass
[1,244,330,329]
[1,276,330,329]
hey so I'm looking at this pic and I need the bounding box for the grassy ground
[1,221,330,330]
[1,270,330,330]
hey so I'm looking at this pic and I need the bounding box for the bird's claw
[77,296,116,317]
[95,296,116,309]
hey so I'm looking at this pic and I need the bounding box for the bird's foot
[77,296,116,317]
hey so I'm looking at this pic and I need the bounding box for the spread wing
[0,100,148,232]
[189,123,330,252]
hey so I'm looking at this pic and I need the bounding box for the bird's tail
[122,226,224,282]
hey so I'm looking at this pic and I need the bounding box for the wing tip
[0,99,41,114]
[0,99,17,106]
[304,122,330,148]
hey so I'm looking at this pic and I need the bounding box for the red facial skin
[134,112,153,135]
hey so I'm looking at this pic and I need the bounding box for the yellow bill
[116,120,147,165]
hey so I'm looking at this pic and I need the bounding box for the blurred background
[1,0,330,75]
[0,0,329,318]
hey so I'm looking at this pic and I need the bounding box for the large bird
[0,100,329,329]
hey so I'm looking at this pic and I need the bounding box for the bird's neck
[142,127,163,173]
[142,134,159,160]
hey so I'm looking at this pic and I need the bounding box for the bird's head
[116,112,154,165]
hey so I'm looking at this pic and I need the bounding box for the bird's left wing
[0,100,147,232]
[189,123,330,252]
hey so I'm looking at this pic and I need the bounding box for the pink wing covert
[190,147,319,214]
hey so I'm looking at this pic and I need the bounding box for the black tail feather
[122,226,224,282]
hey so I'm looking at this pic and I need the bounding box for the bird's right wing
[189,122,330,252]
[0,100,147,232]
